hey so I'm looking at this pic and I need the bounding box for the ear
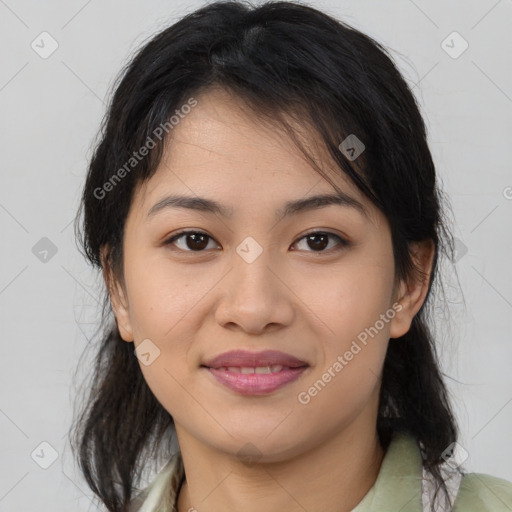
[389,239,435,339]
[100,245,134,342]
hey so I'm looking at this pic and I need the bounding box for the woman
[70,1,512,511]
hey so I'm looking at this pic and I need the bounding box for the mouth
[201,350,309,395]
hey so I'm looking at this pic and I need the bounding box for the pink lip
[202,349,308,368]
[202,350,309,396]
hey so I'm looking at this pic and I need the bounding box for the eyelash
[162,229,349,254]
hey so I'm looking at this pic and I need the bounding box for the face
[105,88,430,462]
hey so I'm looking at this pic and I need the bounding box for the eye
[163,230,220,252]
[292,230,349,253]
[163,230,349,253]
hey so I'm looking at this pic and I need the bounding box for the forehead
[156,88,332,182]
[131,88,378,225]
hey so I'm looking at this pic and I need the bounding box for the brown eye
[164,231,219,252]
[292,231,348,253]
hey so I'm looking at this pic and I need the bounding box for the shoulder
[452,472,512,511]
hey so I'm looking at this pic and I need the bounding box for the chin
[212,426,308,462]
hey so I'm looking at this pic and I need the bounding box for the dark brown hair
[70,1,461,511]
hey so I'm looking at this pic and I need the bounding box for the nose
[214,243,295,335]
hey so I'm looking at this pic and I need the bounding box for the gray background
[0,0,511,510]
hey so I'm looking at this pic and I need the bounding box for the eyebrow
[146,192,368,221]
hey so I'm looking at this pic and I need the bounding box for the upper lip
[202,350,308,369]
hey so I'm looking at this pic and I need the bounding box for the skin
[102,88,435,512]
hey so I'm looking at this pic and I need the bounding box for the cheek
[297,268,393,422]
[124,253,209,340]
[123,254,210,392]
[306,257,394,405]
[308,257,395,341]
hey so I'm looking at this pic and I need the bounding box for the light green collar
[352,431,423,512]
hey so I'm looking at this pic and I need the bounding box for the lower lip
[206,366,308,395]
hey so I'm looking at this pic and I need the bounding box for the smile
[201,349,310,395]
[205,365,308,395]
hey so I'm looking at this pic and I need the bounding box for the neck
[176,416,385,512]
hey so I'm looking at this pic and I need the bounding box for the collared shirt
[129,432,512,512]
